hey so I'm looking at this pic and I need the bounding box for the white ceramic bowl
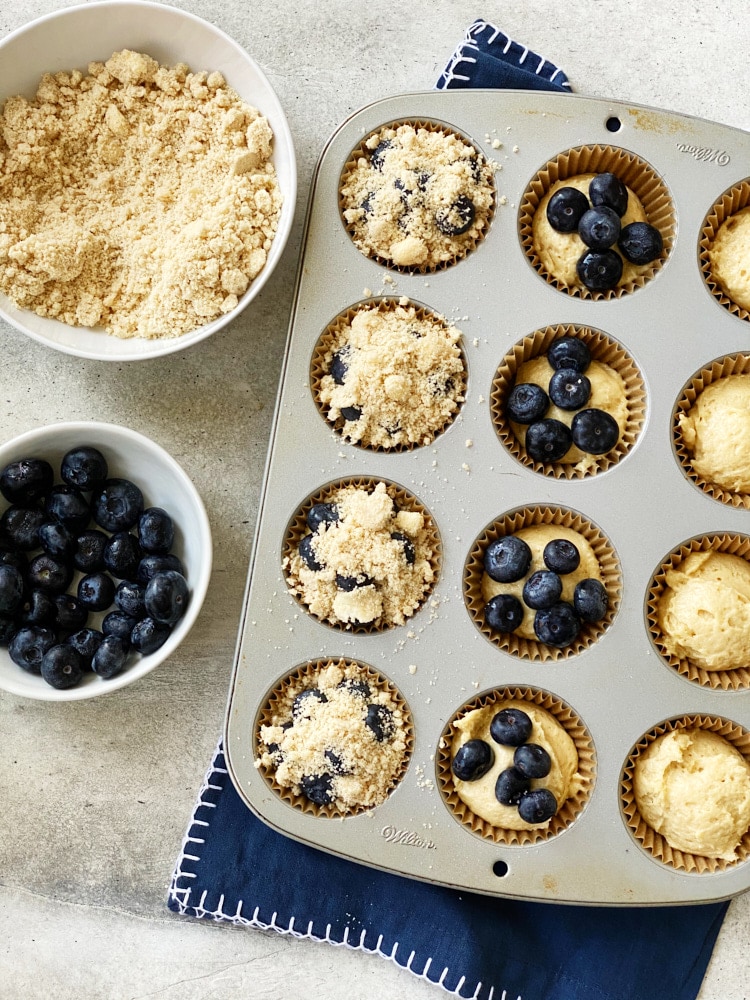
[0,422,212,701]
[0,1,296,361]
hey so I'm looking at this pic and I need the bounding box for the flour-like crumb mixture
[0,50,282,339]
[318,302,466,448]
[340,123,494,268]
[257,660,409,811]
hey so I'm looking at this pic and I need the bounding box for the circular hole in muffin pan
[673,353,750,509]
[338,118,497,273]
[490,323,646,479]
[282,476,442,634]
[309,296,468,452]
[464,505,622,661]
[621,715,750,874]
[255,657,414,819]
[699,179,750,322]
[518,144,675,300]
[646,532,750,690]
[436,686,595,847]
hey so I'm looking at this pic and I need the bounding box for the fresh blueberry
[435,195,475,235]
[514,743,552,779]
[543,538,580,575]
[1,506,45,550]
[0,616,17,646]
[130,617,171,655]
[17,589,56,628]
[483,536,532,583]
[298,534,322,571]
[451,739,494,781]
[306,503,339,533]
[104,531,142,580]
[618,221,663,264]
[370,139,392,171]
[571,408,620,454]
[39,520,76,560]
[92,478,144,532]
[548,368,591,410]
[66,627,104,665]
[144,570,189,625]
[91,635,130,679]
[547,337,591,373]
[0,548,27,573]
[54,594,89,631]
[495,766,530,805]
[329,348,350,385]
[518,787,558,824]
[28,553,73,594]
[340,406,362,422]
[337,678,371,699]
[573,578,609,622]
[335,572,372,591]
[390,531,415,564]
[136,553,185,587]
[545,186,589,233]
[525,418,572,462]
[60,446,108,492]
[45,484,91,533]
[293,688,328,719]
[102,610,138,642]
[0,564,24,614]
[0,458,54,506]
[299,773,334,805]
[506,382,549,423]
[365,703,395,742]
[522,570,563,610]
[137,507,174,555]
[78,572,116,612]
[589,172,628,217]
[489,708,532,746]
[533,602,581,647]
[578,206,621,251]
[9,626,56,673]
[323,749,349,775]
[74,530,108,573]
[576,249,623,291]
[484,593,524,633]
[40,644,84,689]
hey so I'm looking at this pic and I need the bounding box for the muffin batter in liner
[255,658,414,819]
[491,323,646,479]
[338,118,496,273]
[700,180,750,322]
[621,715,750,873]
[310,297,467,451]
[437,686,595,846]
[283,476,441,634]
[673,353,750,509]
[519,144,675,300]
[464,505,621,661]
[647,533,750,690]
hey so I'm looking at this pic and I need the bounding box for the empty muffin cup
[700,180,750,321]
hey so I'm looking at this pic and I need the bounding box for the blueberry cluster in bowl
[452,707,559,824]
[0,446,189,689]
[546,172,663,291]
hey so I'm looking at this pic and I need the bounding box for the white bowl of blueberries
[0,422,211,700]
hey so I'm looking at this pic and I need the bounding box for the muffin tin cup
[519,144,675,300]
[338,118,497,274]
[437,686,596,846]
[282,476,442,634]
[491,323,647,479]
[621,715,750,874]
[700,180,750,322]
[673,353,750,509]
[464,505,622,661]
[309,297,468,451]
[255,657,415,819]
[647,533,750,690]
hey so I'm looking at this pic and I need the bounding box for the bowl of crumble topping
[0,1,296,360]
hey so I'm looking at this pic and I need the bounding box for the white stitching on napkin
[168,744,523,1000]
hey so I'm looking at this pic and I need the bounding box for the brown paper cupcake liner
[310,297,467,452]
[700,180,750,322]
[621,715,750,873]
[338,118,496,274]
[647,533,750,690]
[283,476,442,634]
[464,505,622,661]
[491,324,646,479]
[673,354,750,509]
[256,657,414,820]
[519,144,675,300]
[437,686,595,846]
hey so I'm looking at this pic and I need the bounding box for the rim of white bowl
[0,1,297,362]
[0,421,213,701]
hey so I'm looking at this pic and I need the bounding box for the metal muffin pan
[225,90,750,905]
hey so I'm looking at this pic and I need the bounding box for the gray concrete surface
[1,1,749,998]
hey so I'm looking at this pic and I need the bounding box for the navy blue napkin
[168,23,729,1000]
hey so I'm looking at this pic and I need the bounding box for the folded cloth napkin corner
[168,22,729,1000]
